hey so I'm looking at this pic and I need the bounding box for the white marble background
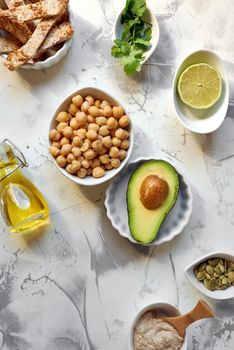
[0,0,234,349]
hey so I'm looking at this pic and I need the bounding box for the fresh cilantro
[111,0,152,76]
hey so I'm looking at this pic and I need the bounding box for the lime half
[177,63,222,109]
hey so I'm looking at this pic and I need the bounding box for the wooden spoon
[162,299,215,338]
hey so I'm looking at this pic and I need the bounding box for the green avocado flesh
[127,160,180,245]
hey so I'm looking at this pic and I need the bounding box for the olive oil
[0,141,49,233]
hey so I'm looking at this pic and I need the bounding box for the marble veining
[0,0,234,349]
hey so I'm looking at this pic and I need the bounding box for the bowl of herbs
[112,0,159,76]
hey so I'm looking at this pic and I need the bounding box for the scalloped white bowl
[184,251,234,300]
[49,87,134,186]
[114,6,160,64]
[128,301,187,350]
[105,157,193,246]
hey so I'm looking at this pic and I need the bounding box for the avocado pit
[140,175,169,210]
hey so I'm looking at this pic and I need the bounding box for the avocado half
[127,160,180,244]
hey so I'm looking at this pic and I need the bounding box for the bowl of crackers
[0,0,74,71]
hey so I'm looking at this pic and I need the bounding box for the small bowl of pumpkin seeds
[184,252,234,300]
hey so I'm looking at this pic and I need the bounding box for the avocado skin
[127,160,180,245]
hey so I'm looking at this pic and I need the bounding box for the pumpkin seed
[194,257,234,291]
[206,265,214,275]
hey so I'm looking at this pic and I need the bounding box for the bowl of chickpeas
[48,87,133,186]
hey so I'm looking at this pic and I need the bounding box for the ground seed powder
[133,310,183,350]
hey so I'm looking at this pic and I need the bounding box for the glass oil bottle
[0,139,49,233]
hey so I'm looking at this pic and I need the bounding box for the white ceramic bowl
[0,7,73,70]
[172,49,229,133]
[105,157,193,246]
[22,39,72,70]
[49,87,134,186]
[129,301,187,350]
[114,6,159,64]
[184,251,234,300]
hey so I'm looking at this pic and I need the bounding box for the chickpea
[113,106,124,119]
[92,140,103,153]
[77,168,87,178]
[102,136,112,148]
[103,105,113,117]
[91,158,100,168]
[77,155,84,162]
[88,123,99,132]
[87,168,93,175]
[49,129,61,141]
[72,136,83,147]
[63,126,73,139]
[105,162,113,170]
[92,167,105,178]
[96,116,107,126]
[66,153,76,163]
[52,142,61,149]
[81,101,90,112]
[109,129,117,137]
[88,106,100,117]
[86,129,97,141]
[80,142,90,152]
[97,134,103,141]
[84,149,96,160]
[84,138,92,146]
[87,115,95,123]
[112,137,121,147]
[76,128,87,139]
[99,154,110,165]
[49,146,60,157]
[83,123,89,130]
[72,94,83,107]
[66,164,77,174]
[57,122,68,133]
[106,117,118,130]
[85,95,94,106]
[56,111,70,123]
[56,155,66,168]
[100,100,111,109]
[119,115,130,128]
[111,158,121,168]
[120,139,129,150]
[61,144,72,156]
[72,147,81,158]
[115,128,126,140]
[71,160,81,172]
[99,125,109,136]
[60,137,70,146]
[109,146,119,158]
[69,103,78,115]
[98,146,107,155]
[119,149,127,160]
[70,118,79,130]
[76,111,87,126]
[81,159,91,169]
[94,99,101,108]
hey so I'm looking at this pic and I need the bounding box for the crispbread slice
[5,17,57,70]
[6,0,63,22]
[38,21,73,53]
[0,34,20,52]
[4,0,25,7]
[0,11,31,43]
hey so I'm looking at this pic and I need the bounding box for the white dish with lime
[172,49,229,134]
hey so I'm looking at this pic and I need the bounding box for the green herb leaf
[111,0,151,76]
[131,0,146,17]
